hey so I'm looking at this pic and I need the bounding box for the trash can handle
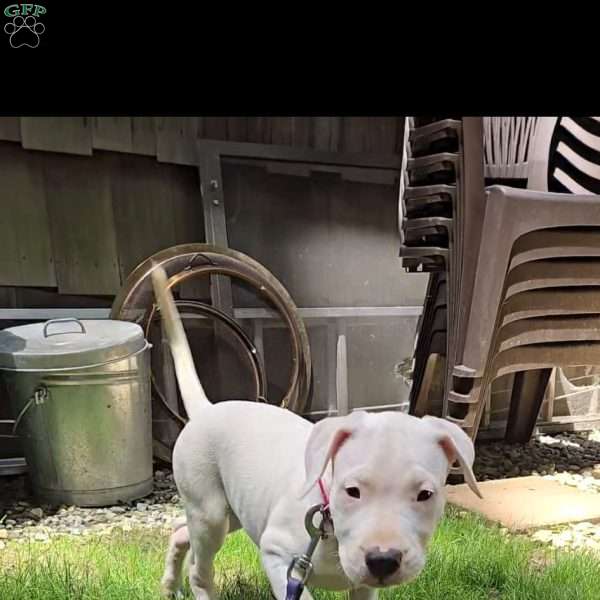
[43,318,87,338]
[12,386,48,435]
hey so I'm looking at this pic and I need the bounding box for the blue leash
[286,576,307,599]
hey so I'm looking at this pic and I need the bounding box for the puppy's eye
[345,487,361,499]
[417,490,434,502]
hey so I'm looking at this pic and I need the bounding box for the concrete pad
[446,475,600,531]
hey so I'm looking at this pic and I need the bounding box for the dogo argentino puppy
[152,265,482,600]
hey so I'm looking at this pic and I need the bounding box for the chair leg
[505,369,552,443]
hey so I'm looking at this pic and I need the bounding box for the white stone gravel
[474,429,600,554]
[531,522,600,553]
[0,469,184,545]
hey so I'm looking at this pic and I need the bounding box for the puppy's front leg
[261,548,315,600]
[350,588,378,600]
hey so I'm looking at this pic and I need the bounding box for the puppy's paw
[160,577,183,598]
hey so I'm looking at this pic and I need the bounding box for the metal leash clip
[305,502,333,538]
[304,503,325,538]
[285,502,334,599]
[286,552,314,586]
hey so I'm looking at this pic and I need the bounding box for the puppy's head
[300,411,481,588]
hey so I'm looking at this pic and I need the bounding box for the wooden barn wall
[0,141,206,300]
[0,117,405,161]
[0,116,406,300]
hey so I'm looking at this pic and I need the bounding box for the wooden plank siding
[0,141,207,296]
[0,117,21,142]
[43,152,121,295]
[92,117,133,153]
[0,144,56,287]
[0,117,405,158]
[0,117,403,296]
[21,117,93,156]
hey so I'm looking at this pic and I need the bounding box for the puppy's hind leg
[186,497,229,600]
[161,517,190,598]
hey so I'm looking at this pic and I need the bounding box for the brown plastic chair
[413,116,463,128]
[447,342,600,438]
[414,276,447,339]
[447,119,485,389]
[504,259,600,298]
[405,119,600,445]
[448,265,600,441]
[501,287,600,325]
[448,286,600,441]
[411,306,447,393]
[402,216,453,248]
[407,153,459,187]
[402,256,446,273]
[413,354,446,418]
[403,119,466,413]
[449,285,600,389]
[400,245,449,268]
[444,118,485,420]
[452,227,600,393]
[410,119,462,157]
[496,315,600,352]
[409,276,447,411]
[454,186,600,380]
[403,184,455,219]
[409,275,446,389]
[401,157,457,271]
[403,118,484,421]
[509,228,600,270]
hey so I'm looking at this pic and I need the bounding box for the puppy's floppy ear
[300,411,366,499]
[423,416,483,499]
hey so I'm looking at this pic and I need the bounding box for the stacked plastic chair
[405,116,600,444]
[403,117,484,423]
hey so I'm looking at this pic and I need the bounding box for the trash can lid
[0,318,148,371]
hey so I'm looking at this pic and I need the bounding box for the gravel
[3,430,600,553]
[531,522,600,552]
[474,429,600,554]
[0,468,184,545]
[474,429,600,483]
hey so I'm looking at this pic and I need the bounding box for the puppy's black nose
[365,547,402,579]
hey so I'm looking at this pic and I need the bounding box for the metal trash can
[0,318,153,507]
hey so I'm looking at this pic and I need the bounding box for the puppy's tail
[150,263,210,420]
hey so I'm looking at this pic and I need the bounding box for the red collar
[317,478,330,510]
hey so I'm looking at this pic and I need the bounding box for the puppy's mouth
[357,562,423,588]
[362,573,408,588]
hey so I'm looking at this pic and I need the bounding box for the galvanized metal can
[0,318,153,507]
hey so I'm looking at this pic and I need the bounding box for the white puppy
[152,265,481,600]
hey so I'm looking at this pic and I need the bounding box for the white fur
[151,265,481,600]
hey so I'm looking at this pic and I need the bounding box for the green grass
[1,508,600,599]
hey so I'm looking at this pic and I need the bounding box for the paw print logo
[4,15,45,48]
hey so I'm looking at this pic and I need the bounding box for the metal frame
[0,307,422,321]
[198,140,411,418]
[194,139,403,308]
[197,148,232,315]
[195,140,402,171]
